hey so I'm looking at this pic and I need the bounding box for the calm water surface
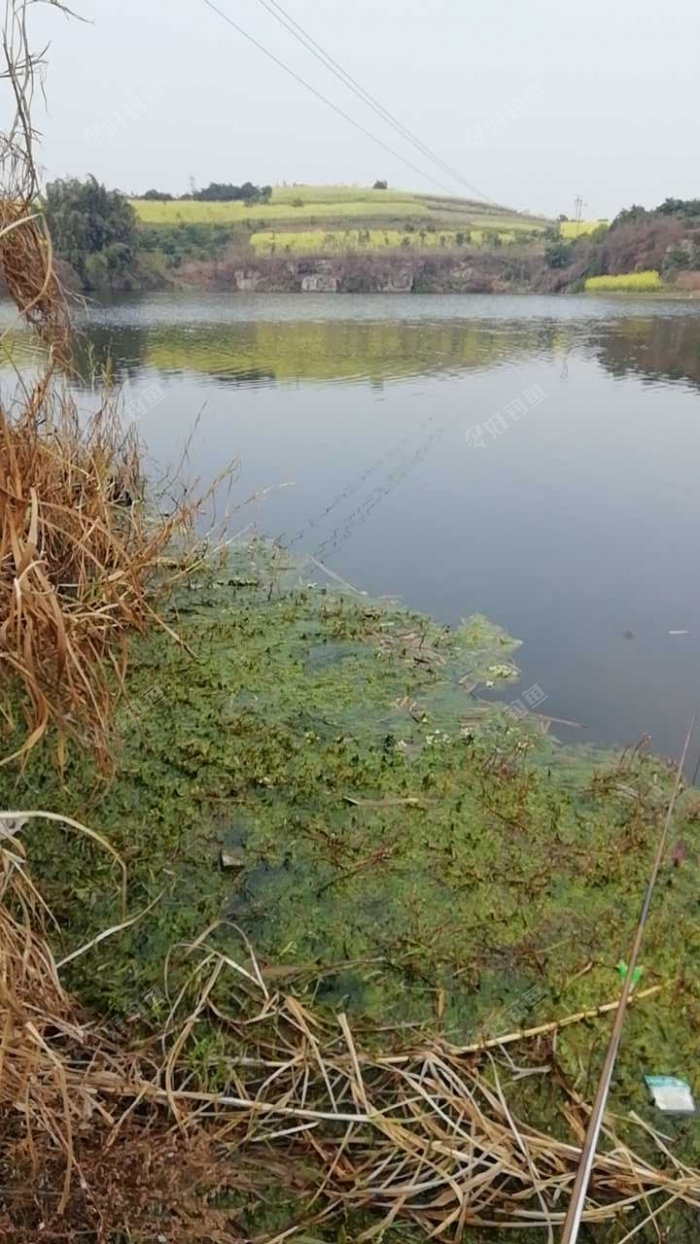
[5,290,700,762]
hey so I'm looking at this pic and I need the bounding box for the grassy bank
[5,545,700,1239]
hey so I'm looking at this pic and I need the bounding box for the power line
[255,0,494,204]
[202,0,460,196]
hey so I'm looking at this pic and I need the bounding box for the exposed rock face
[177,250,543,295]
[300,272,339,293]
[234,269,262,292]
[378,269,414,293]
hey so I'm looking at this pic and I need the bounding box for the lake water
[4,290,700,763]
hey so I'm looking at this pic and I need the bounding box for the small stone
[219,850,245,874]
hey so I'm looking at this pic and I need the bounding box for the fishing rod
[560,710,697,1244]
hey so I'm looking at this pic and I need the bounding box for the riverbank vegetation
[5,549,700,1241]
[4,138,700,1244]
[44,175,138,290]
[127,183,551,288]
[32,175,700,298]
[546,197,700,293]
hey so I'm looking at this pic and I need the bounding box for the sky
[19,0,700,219]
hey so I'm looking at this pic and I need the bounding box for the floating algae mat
[5,545,700,1224]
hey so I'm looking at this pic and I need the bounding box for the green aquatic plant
[3,547,700,1238]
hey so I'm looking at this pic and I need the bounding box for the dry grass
[0,819,699,1242]
[0,4,223,765]
[0,383,208,765]
[0,200,69,361]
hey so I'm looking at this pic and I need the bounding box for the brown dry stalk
[0,3,224,764]
[0,389,202,764]
[0,824,698,1243]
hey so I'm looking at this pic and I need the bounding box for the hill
[131,184,553,262]
[51,176,700,297]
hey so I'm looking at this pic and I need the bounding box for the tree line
[43,175,136,289]
[40,176,274,289]
[141,181,272,203]
[544,195,700,283]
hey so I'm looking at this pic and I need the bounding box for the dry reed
[0,2,215,763]
[0,384,208,764]
[0,821,699,1242]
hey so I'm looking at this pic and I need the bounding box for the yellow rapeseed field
[131,196,429,225]
[250,227,517,253]
[560,219,608,238]
[584,271,662,292]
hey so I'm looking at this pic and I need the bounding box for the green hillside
[131,184,552,258]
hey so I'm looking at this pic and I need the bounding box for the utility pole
[573,195,584,239]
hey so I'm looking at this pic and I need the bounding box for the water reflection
[591,316,700,391]
[55,316,562,388]
[3,292,700,760]
[5,294,700,394]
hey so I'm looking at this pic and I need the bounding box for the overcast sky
[22,0,700,218]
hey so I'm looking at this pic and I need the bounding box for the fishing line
[560,709,697,1243]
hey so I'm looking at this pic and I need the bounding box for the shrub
[193,181,269,203]
[611,204,650,229]
[545,239,574,269]
[662,246,692,274]
[597,218,683,275]
[657,196,700,219]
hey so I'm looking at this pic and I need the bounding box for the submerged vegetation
[5,552,700,1240]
